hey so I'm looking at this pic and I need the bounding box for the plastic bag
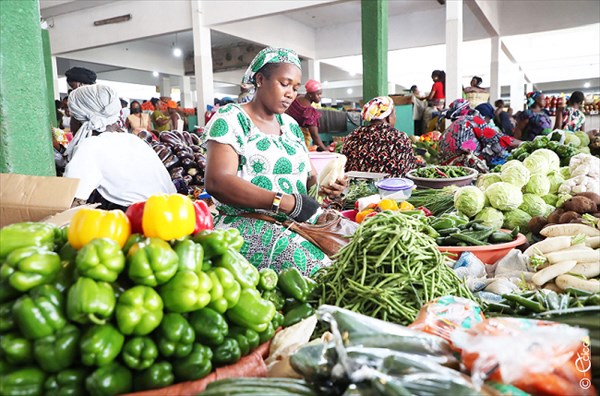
[451,317,596,396]
[408,296,485,345]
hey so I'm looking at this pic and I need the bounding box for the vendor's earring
[257,84,261,88]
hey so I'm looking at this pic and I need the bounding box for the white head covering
[66,85,122,160]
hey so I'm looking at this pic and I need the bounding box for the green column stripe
[361,0,388,103]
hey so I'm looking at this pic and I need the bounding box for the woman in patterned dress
[555,91,586,132]
[342,96,416,177]
[203,47,347,277]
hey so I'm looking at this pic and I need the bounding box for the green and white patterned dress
[204,103,331,277]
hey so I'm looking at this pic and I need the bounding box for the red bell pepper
[126,202,146,234]
[418,206,433,217]
[192,201,213,233]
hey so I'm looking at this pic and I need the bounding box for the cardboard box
[0,173,80,227]
[390,95,414,106]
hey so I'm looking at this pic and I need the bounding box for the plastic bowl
[375,178,415,201]
[406,167,478,189]
[308,152,339,175]
[437,231,527,265]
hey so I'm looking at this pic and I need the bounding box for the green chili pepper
[75,238,125,283]
[159,270,212,313]
[127,238,179,287]
[216,248,259,289]
[85,362,132,396]
[133,361,175,391]
[156,313,195,359]
[116,285,163,336]
[174,239,204,274]
[0,332,33,365]
[0,222,56,259]
[0,246,61,292]
[211,337,241,366]
[0,367,46,396]
[172,343,213,381]
[33,324,80,373]
[80,324,124,367]
[44,368,88,396]
[207,267,241,314]
[13,284,66,340]
[67,277,116,325]
[258,268,278,291]
[122,336,158,371]
[189,307,228,347]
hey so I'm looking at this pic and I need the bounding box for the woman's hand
[319,176,348,199]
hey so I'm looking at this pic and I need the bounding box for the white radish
[523,236,572,257]
[586,236,600,248]
[532,260,577,286]
[570,262,600,278]
[562,245,593,252]
[540,224,600,238]
[555,274,600,294]
[545,250,600,265]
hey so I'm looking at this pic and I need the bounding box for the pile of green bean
[407,187,457,216]
[413,166,471,179]
[315,211,474,325]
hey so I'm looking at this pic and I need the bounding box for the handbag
[239,209,358,258]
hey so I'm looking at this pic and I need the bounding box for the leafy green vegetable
[523,155,549,175]
[519,194,548,217]
[503,209,532,232]
[546,171,565,194]
[530,149,560,172]
[474,207,504,230]
[542,194,559,206]
[485,182,523,211]
[476,173,502,191]
[524,174,550,196]
[500,162,530,187]
[453,186,486,218]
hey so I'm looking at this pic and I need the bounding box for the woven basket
[465,92,490,107]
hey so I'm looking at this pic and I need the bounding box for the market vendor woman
[203,48,347,277]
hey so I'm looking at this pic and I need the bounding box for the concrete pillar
[41,28,56,128]
[181,76,193,108]
[307,59,320,83]
[388,82,396,96]
[490,36,501,103]
[361,0,388,102]
[0,0,54,176]
[191,0,214,125]
[160,77,171,98]
[51,56,60,100]
[526,83,533,94]
[445,0,463,105]
[510,64,525,112]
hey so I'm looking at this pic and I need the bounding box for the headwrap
[242,47,301,85]
[65,84,122,160]
[361,96,394,122]
[305,79,322,93]
[526,91,543,108]
[443,99,474,121]
[65,67,97,85]
[475,103,495,119]
[166,100,177,109]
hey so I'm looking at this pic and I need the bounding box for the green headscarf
[242,47,301,85]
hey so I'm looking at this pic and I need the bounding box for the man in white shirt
[64,85,175,210]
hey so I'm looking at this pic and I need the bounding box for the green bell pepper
[174,239,204,273]
[53,226,69,250]
[53,256,77,294]
[0,246,61,292]
[207,267,241,314]
[122,233,146,256]
[258,322,276,344]
[272,311,285,329]
[122,336,158,371]
[226,288,275,333]
[172,343,213,381]
[156,313,195,359]
[59,243,78,264]
[0,279,20,303]
[159,270,212,313]
[0,333,33,365]
[43,368,87,396]
[116,285,163,336]
[216,247,259,289]
[283,303,314,328]
[127,238,178,287]
[258,268,278,291]
[189,307,228,347]
[85,362,132,396]
[133,361,174,391]
[262,289,285,311]
[0,366,46,396]
[13,284,66,339]
[211,337,241,366]
[80,324,124,367]
[0,222,56,259]
[66,277,116,325]
[228,327,260,356]
[277,268,310,302]
[194,228,244,258]
[202,258,212,272]
[430,217,456,231]
[75,238,125,283]
[33,324,80,373]
[0,302,15,333]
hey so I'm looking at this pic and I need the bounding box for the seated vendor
[514,91,552,140]
[203,47,347,277]
[342,96,416,177]
[63,85,176,211]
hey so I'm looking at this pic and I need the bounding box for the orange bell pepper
[355,209,374,224]
[142,194,195,241]
[68,208,131,249]
[377,199,399,211]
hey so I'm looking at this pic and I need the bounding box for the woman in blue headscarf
[514,91,552,140]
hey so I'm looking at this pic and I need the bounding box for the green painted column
[42,29,57,129]
[0,0,55,176]
[361,0,388,102]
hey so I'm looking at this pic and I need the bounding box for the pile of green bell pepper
[194,228,244,258]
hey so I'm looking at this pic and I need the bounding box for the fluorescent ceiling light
[584,82,591,88]
[152,71,159,77]
[173,48,182,57]
[347,88,353,94]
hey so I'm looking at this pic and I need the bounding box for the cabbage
[519,194,547,217]
[575,131,590,147]
[547,171,565,194]
[564,133,581,147]
[503,209,532,232]
[544,204,555,217]
[454,186,486,218]
[501,162,530,187]
[559,167,571,179]
[530,149,560,173]
[556,194,572,208]
[485,182,524,211]
[475,207,504,230]
[501,160,523,172]
[524,174,550,196]
[542,194,558,206]
[523,154,549,175]
[476,173,502,191]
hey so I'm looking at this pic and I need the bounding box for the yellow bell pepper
[377,199,399,211]
[142,194,195,241]
[399,201,415,211]
[68,208,131,249]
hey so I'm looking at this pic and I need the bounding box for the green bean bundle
[316,211,474,325]
[407,186,457,216]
